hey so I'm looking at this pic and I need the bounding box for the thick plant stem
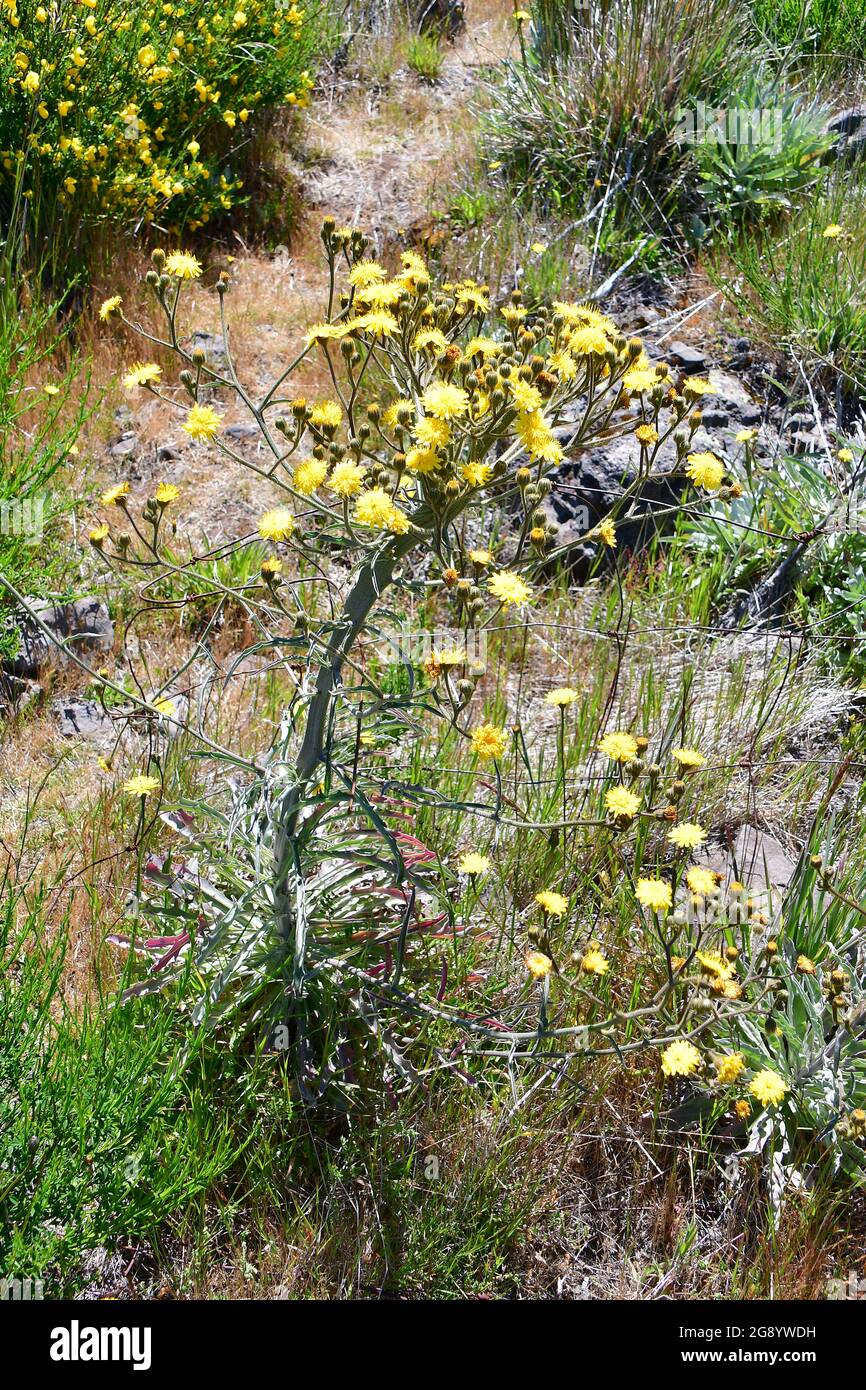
[272,532,416,947]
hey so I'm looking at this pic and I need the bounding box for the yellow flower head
[123,361,161,390]
[535,889,568,917]
[488,570,532,607]
[683,377,715,398]
[582,946,609,976]
[100,481,130,507]
[636,878,672,912]
[470,723,507,760]
[123,773,161,798]
[526,949,553,979]
[182,404,222,442]
[598,731,638,763]
[164,251,202,279]
[293,458,329,496]
[668,822,707,849]
[328,460,366,498]
[258,506,295,542]
[414,415,451,449]
[354,487,409,533]
[457,852,490,876]
[596,518,616,548]
[672,747,704,771]
[309,399,342,431]
[348,259,387,288]
[685,451,725,491]
[749,1069,789,1107]
[822,223,843,239]
[405,445,441,475]
[154,483,179,505]
[99,295,122,321]
[421,381,469,420]
[604,785,640,820]
[661,1039,701,1077]
[716,1053,746,1085]
[545,686,579,707]
[685,866,717,896]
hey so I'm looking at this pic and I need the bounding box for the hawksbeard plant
[63,218,865,1141]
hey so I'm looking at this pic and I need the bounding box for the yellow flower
[99,295,122,321]
[258,507,295,541]
[635,423,659,445]
[668,822,707,849]
[328,460,366,497]
[352,310,398,339]
[470,723,507,760]
[100,482,130,506]
[421,381,469,420]
[152,696,177,718]
[509,378,543,413]
[44,383,60,396]
[683,376,715,397]
[597,731,638,763]
[137,44,157,69]
[261,556,283,581]
[837,447,854,463]
[685,451,725,491]
[636,878,672,912]
[414,415,450,449]
[685,866,717,896]
[535,889,568,917]
[596,518,616,548]
[123,361,161,389]
[354,487,409,533]
[304,322,347,346]
[154,483,179,505]
[734,1098,751,1120]
[749,1069,789,1106]
[661,1039,701,1077]
[89,524,109,545]
[526,950,553,979]
[604,785,640,819]
[468,547,492,566]
[348,259,387,288]
[457,852,490,876]
[309,399,342,431]
[461,461,493,487]
[582,946,609,976]
[569,325,611,357]
[488,570,532,607]
[716,1053,746,1085]
[736,428,758,443]
[182,404,222,441]
[695,951,734,980]
[413,328,448,352]
[464,336,502,358]
[293,458,329,496]
[672,747,704,770]
[822,223,843,239]
[123,773,161,798]
[21,69,40,95]
[405,445,440,474]
[796,954,816,975]
[545,686,579,707]
[164,251,202,279]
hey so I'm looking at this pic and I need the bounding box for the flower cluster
[2,0,321,267]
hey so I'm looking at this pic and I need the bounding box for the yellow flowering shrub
[75,219,776,1095]
[1,0,323,273]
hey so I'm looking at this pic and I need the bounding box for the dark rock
[5,596,113,679]
[190,331,228,372]
[733,337,750,354]
[628,304,660,329]
[825,105,866,162]
[110,433,137,459]
[736,403,763,427]
[157,444,182,463]
[416,0,465,37]
[54,698,112,740]
[699,408,729,429]
[224,422,259,441]
[668,340,707,372]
